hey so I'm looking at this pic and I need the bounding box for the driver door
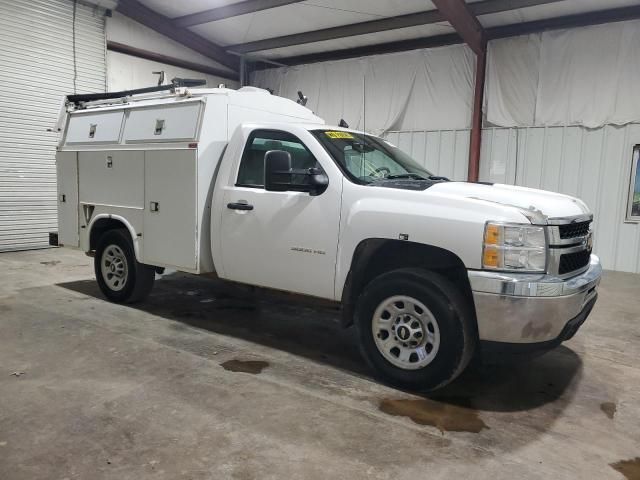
[219,129,342,300]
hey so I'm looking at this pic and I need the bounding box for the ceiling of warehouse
[132,0,640,65]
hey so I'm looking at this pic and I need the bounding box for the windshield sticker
[325,131,354,139]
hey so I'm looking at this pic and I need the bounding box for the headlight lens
[482,223,546,272]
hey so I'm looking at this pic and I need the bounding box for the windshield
[311,129,434,184]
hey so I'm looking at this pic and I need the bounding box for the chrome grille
[558,249,592,275]
[559,221,591,239]
[547,216,593,277]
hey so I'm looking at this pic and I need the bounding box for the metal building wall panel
[479,124,640,273]
[387,126,640,273]
[0,0,106,251]
[384,129,470,181]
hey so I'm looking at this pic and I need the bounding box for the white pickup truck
[54,83,601,390]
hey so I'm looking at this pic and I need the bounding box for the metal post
[240,56,246,87]
[468,46,486,182]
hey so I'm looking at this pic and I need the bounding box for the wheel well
[89,218,130,251]
[341,239,475,327]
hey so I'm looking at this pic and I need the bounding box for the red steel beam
[432,0,487,181]
[431,0,486,55]
[107,41,238,81]
[115,0,238,72]
[469,48,486,182]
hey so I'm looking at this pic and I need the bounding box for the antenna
[297,91,308,106]
[362,75,366,176]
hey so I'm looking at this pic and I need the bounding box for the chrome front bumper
[468,255,602,344]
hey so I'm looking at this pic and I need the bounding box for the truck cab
[55,85,602,391]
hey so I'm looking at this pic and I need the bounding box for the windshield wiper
[385,173,427,180]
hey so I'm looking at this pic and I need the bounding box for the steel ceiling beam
[107,41,239,81]
[431,0,486,54]
[487,4,640,39]
[227,0,563,54]
[270,33,463,66]
[270,4,640,66]
[115,0,238,72]
[173,0,306,28]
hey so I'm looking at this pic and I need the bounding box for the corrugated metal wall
[384,130,471,181]
[481,125,640,273]
[387,125,640,273]
[0,0,106,251]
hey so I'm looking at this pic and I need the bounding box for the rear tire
[95,229,155,304]
[354,268,475,391]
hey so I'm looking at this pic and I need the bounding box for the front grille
[559,221,591,239]
[559,249,591,274]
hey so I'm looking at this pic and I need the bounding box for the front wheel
[354,268,476,391]
[95,229,155,304]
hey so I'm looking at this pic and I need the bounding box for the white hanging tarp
[251,44,475,135]
[485,19,640,128]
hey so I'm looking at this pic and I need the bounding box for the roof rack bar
[66,78,206,105]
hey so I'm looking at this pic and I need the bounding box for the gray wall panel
[482,125,640,273]
[386,125,640,273]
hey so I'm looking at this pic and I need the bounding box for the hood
[428,182,591,223]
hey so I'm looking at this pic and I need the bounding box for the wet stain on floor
[600,401,617,419]
[379,398,488,433]
[611,457,640,480]
[221,359,269,375]
[40,260,61,266]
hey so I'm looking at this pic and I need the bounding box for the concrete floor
[0,248,639,480]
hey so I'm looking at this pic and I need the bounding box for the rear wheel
[95,229,155,303]
[354,268,475,391]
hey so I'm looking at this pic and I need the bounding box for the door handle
[227,202,253,211]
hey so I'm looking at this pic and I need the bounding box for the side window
[236,130,321,188]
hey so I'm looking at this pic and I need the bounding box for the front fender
[334,182,527,299]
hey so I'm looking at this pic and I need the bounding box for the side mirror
[264,149,329,196]
[264,150,292,192]
[307,168,329,196]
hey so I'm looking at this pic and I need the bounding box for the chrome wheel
[372,295,441,370]
[101,244,128,292]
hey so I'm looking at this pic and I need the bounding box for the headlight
[482,222,547,272]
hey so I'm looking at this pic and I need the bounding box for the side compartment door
[143,150,198,270]
[56,151,79,247]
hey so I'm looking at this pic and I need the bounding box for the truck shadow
[58,271,583,415]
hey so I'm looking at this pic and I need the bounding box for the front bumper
[468,255,602,344]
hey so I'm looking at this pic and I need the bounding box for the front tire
[354,268,475,391]
[95,229,155,304]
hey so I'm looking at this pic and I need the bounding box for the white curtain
[251,44,475,135]
[486,19,640,128]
